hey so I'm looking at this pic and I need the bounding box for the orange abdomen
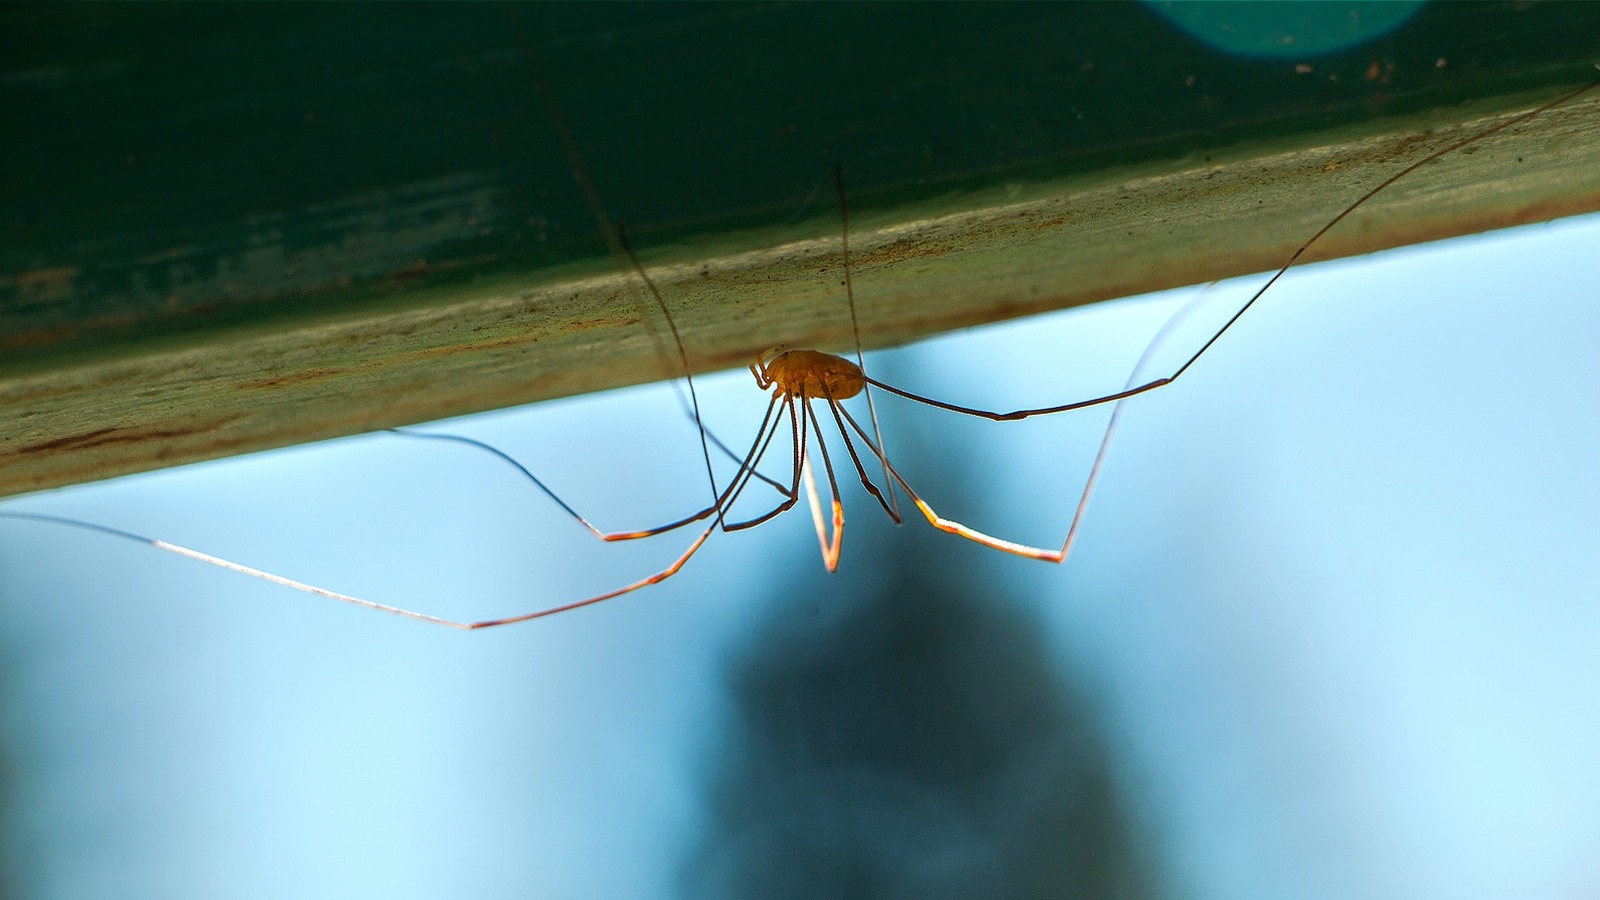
[763,349,865,400]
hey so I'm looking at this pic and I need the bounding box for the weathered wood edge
[4,86,1599,499]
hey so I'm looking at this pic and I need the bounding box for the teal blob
[1146,1,1426,59]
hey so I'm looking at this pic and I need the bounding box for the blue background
[2,210,1598,898]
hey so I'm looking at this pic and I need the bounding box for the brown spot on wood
[238,369,344,389]
[12,417,248,456]
[18,427,190,454]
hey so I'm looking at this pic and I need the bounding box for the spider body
[753,349,866,401]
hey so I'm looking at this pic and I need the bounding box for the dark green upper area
[4,2,1599,361]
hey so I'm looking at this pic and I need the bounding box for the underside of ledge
[4,3,1600,497]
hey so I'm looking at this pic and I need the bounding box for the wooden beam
[4,3,1600,497]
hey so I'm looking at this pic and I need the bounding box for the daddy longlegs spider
[5,74,1599,629]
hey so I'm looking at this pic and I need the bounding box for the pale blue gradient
[1,213,1597,899]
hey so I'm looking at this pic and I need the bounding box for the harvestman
[5,75,1598,629]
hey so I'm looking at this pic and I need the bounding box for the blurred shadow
[686,384,1154,899]
[0,665,17,899]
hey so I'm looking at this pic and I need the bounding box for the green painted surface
[3,2,1600,494]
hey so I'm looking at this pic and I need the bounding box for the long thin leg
[834,408,1061,560]
[1054,283,1222,559]
[389,392,782,542]
[473,395,793,621]
[0,511,485,628]
[617,222,720,508]
[801,457,827,565]
[511,14,726,518]
[469,523,717,627]
[474,413,795,628]
[835,285,1217,561]
[804,398,847,571]
[0,387,787,629]
[834,164,899,519]
[863,74,1600,423]
[835,286,1215,561]
[723,395,805,532]
[666,399,790,493]
[822,395,901,524]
